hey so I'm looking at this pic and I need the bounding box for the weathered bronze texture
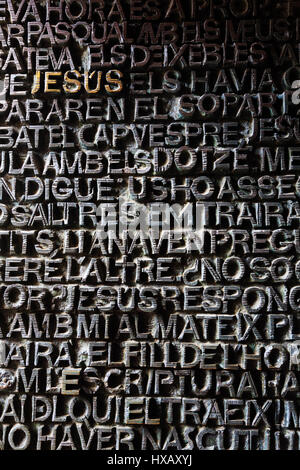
[0,0,297,451]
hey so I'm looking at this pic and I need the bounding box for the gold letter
[61,368,80,395]
[63,70,82,93]
[105,69,123,93]
[45,72,62,93]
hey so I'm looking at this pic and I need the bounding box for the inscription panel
[0,0,298,451]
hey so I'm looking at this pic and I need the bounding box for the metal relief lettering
[0,0,298,451]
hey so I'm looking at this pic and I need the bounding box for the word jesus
[31,70,123,94]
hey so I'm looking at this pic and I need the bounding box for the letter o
[3,284,26,309]
[174,147,197,171]
[242,287,266,312]
[191,176,214,200]
[222,257,245,282]
[66,0,87,20]
[289,286,300,311]
[72,22,91,42]
[229,0,250,17]
[8,424,30,450]
[197,94,220,115]
[271,257,293,282]
[68,397,91,422]
[264,345,287,369]
[0,204,8,225]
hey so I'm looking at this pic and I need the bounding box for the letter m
[16,367,39,392]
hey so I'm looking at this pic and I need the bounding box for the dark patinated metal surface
[0,0,298,451]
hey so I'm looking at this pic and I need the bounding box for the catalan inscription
[0,0,298,451]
